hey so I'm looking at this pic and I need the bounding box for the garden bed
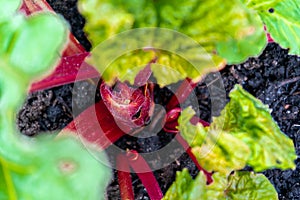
[17,0,300,199]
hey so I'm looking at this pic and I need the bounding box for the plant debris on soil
[17,1,300,199]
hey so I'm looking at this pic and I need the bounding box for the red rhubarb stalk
[166,78,197,111]
[163,108,209,133]
[20,0,86,57]
[175,134,213,184]
[264,25,274,43]
[163,108,212,183]
[21,0,100,92]
[117,154,135,200]
[126,150,163,200]
[30,52,100,92]
[58,101,129,149]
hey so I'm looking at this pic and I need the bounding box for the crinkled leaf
[0,0,21,20]
[224,171,278,199]
[179,85,296,175]
[213,85,296,171]
[179,107,250,175]
[164,169,278,200]
[86,28,223,87]
[80,0,266,86]
[242,0,300,55]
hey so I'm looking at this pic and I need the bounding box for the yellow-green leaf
[213,85,297,171]
[179,107,250,175]
[80,0,266,86]
[164,169,278,200]
[179,85,296,174]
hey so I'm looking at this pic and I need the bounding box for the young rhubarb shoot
[100,81,154,130]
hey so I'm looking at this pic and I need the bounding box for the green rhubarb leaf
[179,107,250,175]
[0,4,112,200]
[80,0,266,86]
[213,85,296,171]
[163,168,206,200]
[8,14,66,77]
[242,0,300,55]
[0,137,111,200]
[0,0,21,20]
[179,85,296,175]
[164,169,278,200]
[223,171,278,199]
[0,12,66,79]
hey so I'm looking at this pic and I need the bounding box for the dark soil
[17,1,300,199]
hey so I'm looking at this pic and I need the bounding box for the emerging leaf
[242,0,300,55]
[164,169,278,200]
[100,81,153,129]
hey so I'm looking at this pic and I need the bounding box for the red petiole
[117,153,135,200]
[175,134,213,184]
[126,150,163,200]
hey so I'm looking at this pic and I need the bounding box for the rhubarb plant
[0,0,111,199]
[16,0,299,199]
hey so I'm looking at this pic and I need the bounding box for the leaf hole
[268,8,275,13]
[276,159,282,164]
[132,109,142,120]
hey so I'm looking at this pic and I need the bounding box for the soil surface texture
[17,1,300,199]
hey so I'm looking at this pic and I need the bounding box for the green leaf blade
[215,85,297,171]
[179,107,250,175]
[0,0,21,21]
[244,0,300,55]
[8,14,67,77]
[225,171,278,200]
[179,85,296,175]
[164,170,278,200]
[0,5,112,200]
[0,137,111,200]
[80,0,266,86]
